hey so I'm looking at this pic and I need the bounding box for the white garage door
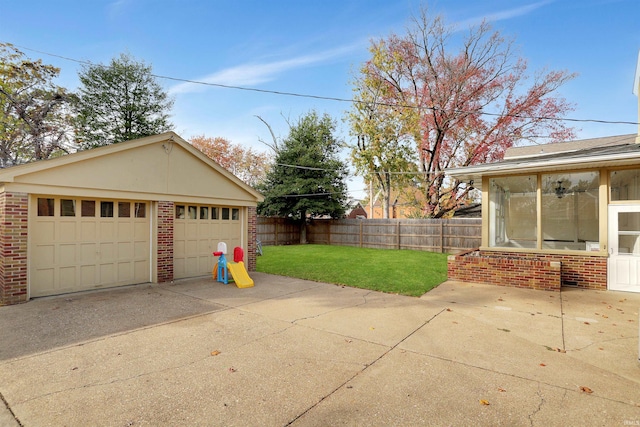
[30,196,151,297]
[174,204,242,279]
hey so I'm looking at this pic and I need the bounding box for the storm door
[608,205,640,292]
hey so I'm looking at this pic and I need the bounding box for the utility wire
[7,42,640,127]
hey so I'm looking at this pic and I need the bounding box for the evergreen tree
[74,53,173,149]
[258,111,348,221]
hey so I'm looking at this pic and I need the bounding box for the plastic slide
[226,261,254,288]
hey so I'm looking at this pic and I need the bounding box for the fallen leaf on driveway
[498,387,506,392]
[580,386,593,394]
[479,400,490,405]
[228,367,237,373]
[539,363,546,367]
[583,322,590,325]
[211,350,221,356]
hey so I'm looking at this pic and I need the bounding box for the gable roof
[0,132,264,203]
[447,134,640,186]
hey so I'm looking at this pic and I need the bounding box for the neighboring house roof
[447,134,640,188]
[0,132,264,203]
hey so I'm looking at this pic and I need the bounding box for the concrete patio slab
[1,275,639,426]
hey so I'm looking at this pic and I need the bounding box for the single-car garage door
[30,196,151,297]
[174,204,242,279]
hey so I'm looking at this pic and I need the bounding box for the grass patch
[256,244,449,297]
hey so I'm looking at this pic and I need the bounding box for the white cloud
[456,1,553,28]
[168,42,362,95]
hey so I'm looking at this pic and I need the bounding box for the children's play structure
[212,242,254,288]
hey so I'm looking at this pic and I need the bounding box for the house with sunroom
[446,54,640,293]
[0,132,263,305]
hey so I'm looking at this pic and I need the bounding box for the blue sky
[1,0,639,199]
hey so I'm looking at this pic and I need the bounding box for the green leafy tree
[74,53,173,149]
[258,111,348,227]
[0,43,73,167]
[348,69,418,218]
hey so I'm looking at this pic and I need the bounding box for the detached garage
[0,132,263,305]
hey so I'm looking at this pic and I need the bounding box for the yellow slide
[226,261,254,288]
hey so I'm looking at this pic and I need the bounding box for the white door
[608,205,640,292]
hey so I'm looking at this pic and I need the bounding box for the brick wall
[447,250,607,291]
[0,192,29,305]
[247,206,257,271]
[157,201,174,282]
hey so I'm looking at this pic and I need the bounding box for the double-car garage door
[30,196,151,298]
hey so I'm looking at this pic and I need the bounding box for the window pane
[81,200,95,217]
[222,207,230,220]
[232,208,239,220]
[542,171,599,250]
[200,206,209,220]
[60,199,75,217]
[188,206,197,219]
[212,207,219,220]
[101,201,114,218]
[37,198,54,216]
[135,203,146,218]
[618,212,640,254]
[489,176,536,248]
[610,169,640,201]
[118,202,130,217]
[176,205,185,219]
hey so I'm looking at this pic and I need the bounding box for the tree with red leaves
[350,7,576,218]
[190,135,271,187]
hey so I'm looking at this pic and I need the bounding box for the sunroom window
[610,168,640,201]
[541,172,599,250]
[488,171,600,252]
[489,175,537,248]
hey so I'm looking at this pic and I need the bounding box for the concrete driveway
[1,273,639,426]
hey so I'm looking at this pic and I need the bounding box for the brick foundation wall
[247,206,257,271]
[448,250,562,291]
[0,192,29,305]
[447,250,608,291]
[157,201,174,282]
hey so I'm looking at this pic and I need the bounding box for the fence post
[440,221,444,253]
[275,219,279,246]
[359,221,363,247]
[327,221,331,245]
[397,221,401,250]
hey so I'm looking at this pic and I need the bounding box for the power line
[7,42,640,127]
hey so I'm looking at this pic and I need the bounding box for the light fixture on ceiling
[554,180,566,198]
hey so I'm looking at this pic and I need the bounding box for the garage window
[61,199,76,216]
[176,205,185,219]
[135,203,146,218]
[232,208,239,220]
[37,198,54,216]
[118,202,130,217]
[101,201,114,217]
[212,207,218,219]
[188,206,197,219]
[200,206,208,219]
[222,208,230,220]
[82,200,95,217]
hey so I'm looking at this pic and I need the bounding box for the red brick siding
[247,206,257,271]
[157,201,174,282]
[0,192,28,305]
[448,250,607,291]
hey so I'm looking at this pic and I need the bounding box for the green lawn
[256,244,449,296]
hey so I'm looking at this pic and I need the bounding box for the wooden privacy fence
[257,217,481,254]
